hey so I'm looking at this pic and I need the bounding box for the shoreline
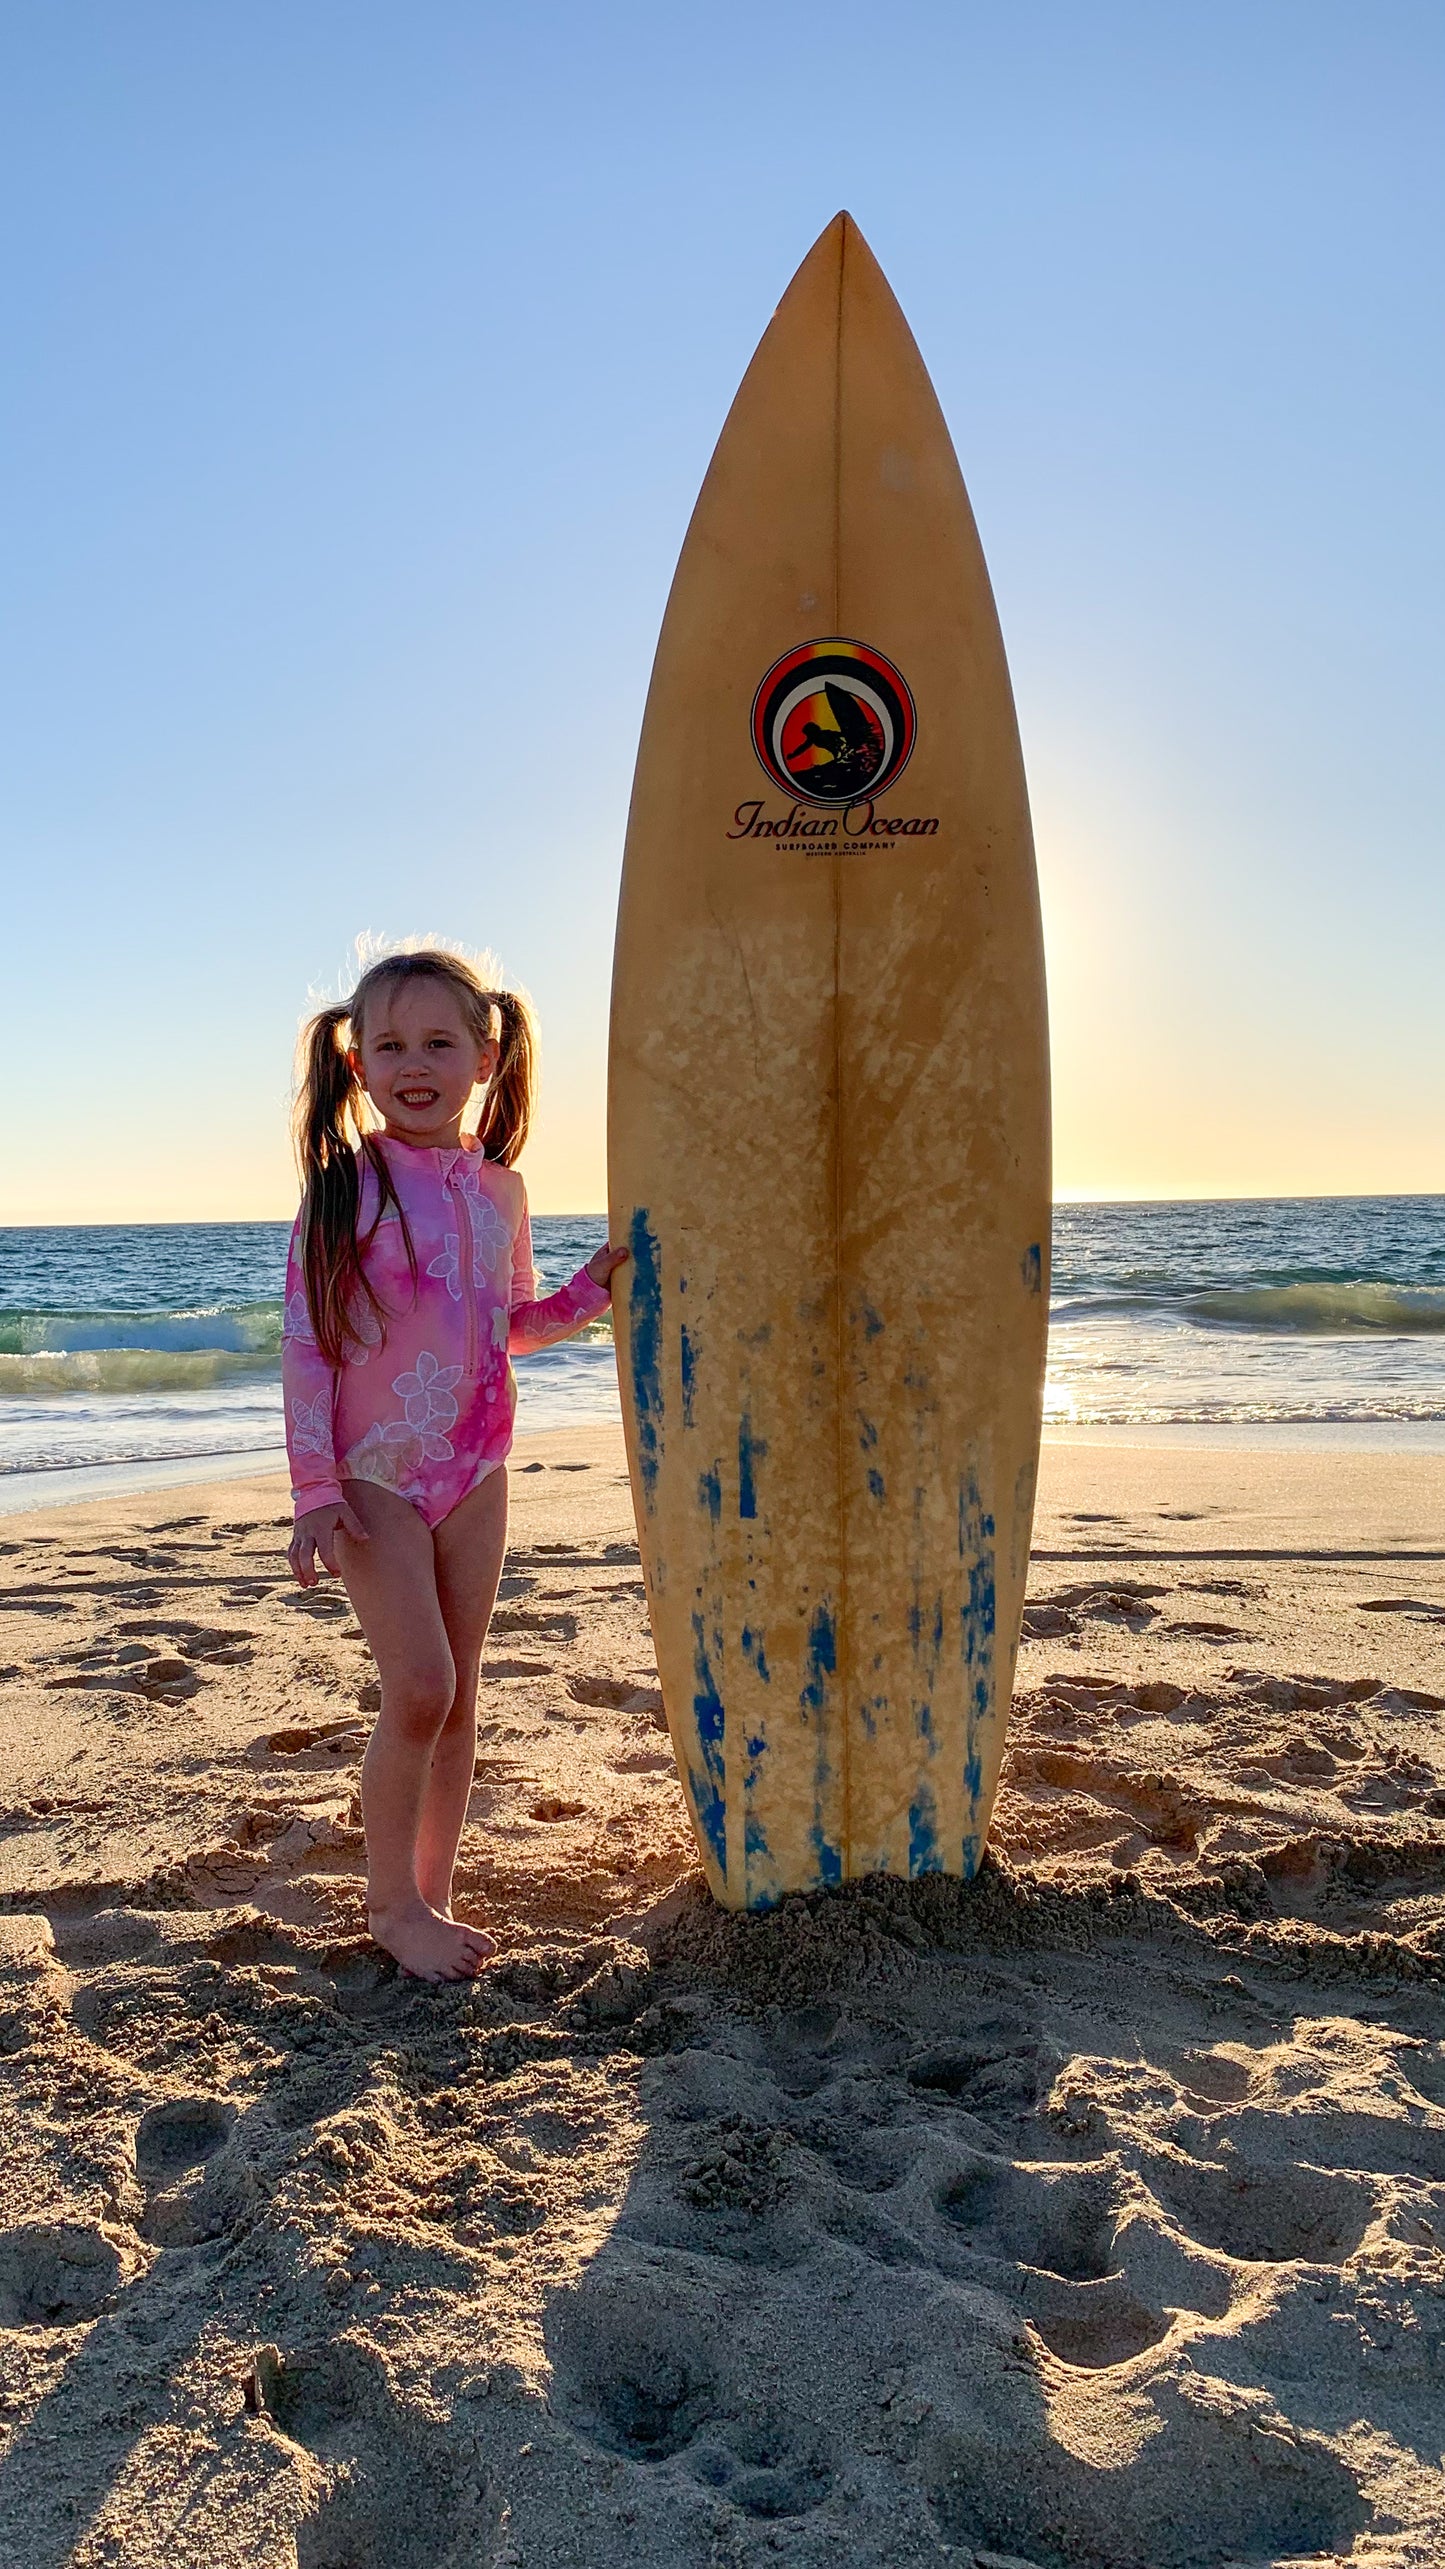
[6,1408,1445,1521]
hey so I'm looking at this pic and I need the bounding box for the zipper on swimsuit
[450,1168,479,1375]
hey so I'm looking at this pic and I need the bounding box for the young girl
[283,946,625,1983]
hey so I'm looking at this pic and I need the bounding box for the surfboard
[607,212,1049,1910]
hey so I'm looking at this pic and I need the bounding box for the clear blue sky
[2,2,1440,1219]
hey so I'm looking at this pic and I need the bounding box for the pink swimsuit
[282,1135,610,1526]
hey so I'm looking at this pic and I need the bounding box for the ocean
[1,1197,1443,1513]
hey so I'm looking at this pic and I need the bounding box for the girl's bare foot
[367,1896,495,1982]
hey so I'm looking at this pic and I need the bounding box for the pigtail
[476,988,537,1165]
[292,1001,400,1367]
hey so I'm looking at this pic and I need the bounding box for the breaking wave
[0,1301,282,1358]
[0,1348,280,1397]
[1179,1283,1445,1336]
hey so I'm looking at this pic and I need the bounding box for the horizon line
[3,1187,1444,1235]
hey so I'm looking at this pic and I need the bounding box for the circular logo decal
[751,637,916,807]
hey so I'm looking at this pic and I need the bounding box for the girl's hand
[288,1501,369,1588]
[586,1243,630,1293]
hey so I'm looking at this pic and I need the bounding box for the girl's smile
[353,979,500,1149]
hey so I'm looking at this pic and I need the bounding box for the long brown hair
[292,948,538,1366]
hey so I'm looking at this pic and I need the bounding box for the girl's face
[353,977,498,1148]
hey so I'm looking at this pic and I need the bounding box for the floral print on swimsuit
[281,1135,610,1528]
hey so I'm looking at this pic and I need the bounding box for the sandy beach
[0,1426,1442,2567]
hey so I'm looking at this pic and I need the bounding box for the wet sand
[1,1426,1442,2566]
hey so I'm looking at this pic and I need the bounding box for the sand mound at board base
[0,1428,1442,2565]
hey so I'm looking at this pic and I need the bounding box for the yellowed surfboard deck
[607,213,1049,1910]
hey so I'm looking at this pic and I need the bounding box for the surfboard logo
[750,638,916,807]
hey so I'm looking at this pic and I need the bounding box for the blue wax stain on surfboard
[867,1468,885,1501]
[907,1527,945,1742]
[801,1604,835,1713]
[680,1322,697,1426]
[698,1465,721,1525]
[738,1414,767,1520]
[860,1302,884,1340]
[689,1608,728,1879]
[627,1209,663,1508]
[810,1823,842,1886]
[741,1624,770,1683]
[1022,1243,1042,1294]
[800,1604,841,1887]
[743,1731,779,1905]
[909,1781,941,1875]
[958,1475,997,1844]
[961,1831,981,1879]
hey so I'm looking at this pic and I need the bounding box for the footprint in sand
[685,2418,834,2518]
[1019,2272,1170,2370]
[1055,1581,1166,1628]
[1022,1601,1078,1638]
[261,1719,368,1760]
[0,2220,133,2326]
[1146,2152,1372,2264]
[1358,1596,1445,1623]
[491,1605,579,1642]
[552,2294,834,2518]
[923,2369,1364,2566]
[134,2096,230,2178]
[940,2154,1120,2281]
[905,2030,1046,2121]
[1400,2044,1445,2108]
[569,1675,667,1727]
[1168,1618,1250,1642]
[135,2094,235,2241]
[255,2340,486,2565]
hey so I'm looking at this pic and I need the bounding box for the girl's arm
[283,1226,369,1584]
[281,1224,346,1515]
[507,1205,625,1357]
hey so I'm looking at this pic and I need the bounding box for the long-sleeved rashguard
[282,1134,610,1527]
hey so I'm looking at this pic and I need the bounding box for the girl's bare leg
[334,1478,493,1983]
[414,1464,509,1916]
